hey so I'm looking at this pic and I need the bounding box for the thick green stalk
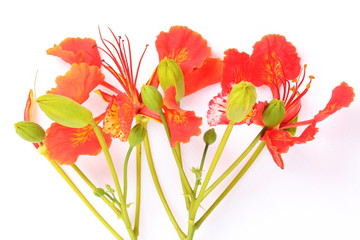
[123,146,133,201]
[197,122,234,198]
[186,122,234,240]
[201,128,266,200]
[91,121,136,240]
[47,160,124,240]
[195,141,266,229]
[159,112,194,202]
[143,129,186,240]
[133,144,142,236]
[71,164,122,217]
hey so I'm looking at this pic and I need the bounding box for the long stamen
[98,27,148,104]
[134,44,149,86]
[286,75,314,111]
[124,35,134,85]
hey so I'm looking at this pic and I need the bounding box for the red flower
[100,26,220,145]
[156,26,223,96]
[207,34,355,168]
[43,38,110,164]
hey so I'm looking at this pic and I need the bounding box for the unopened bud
[262,99,285,127]
[226,82,257,123]
[157,58,184,101]
[37,94,94,128]
[94,188,106,197]
[141,85,163,112]
[203,128,216,145]
[128,124,146,147]
[15,121,45,143]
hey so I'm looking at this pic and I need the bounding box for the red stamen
[98,27,148,104]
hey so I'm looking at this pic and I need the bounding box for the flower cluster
[15,26,354,240]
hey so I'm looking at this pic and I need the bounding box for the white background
[1,0,360,239]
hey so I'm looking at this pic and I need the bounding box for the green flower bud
[203,128,216,145]
[141,85,163,113]
[94,188,106,197]
[226,82,257,123]
[37,94,94,128]
[157,58,185,101]
[128,123,146,147]
[14,121,45,143]
[262,99,286,127]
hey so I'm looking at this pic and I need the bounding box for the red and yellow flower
[208,34,354,168]
[99,26,222,147]
[35,38,110,165]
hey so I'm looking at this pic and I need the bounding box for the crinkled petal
[163,86,202,146]
[44,123,112,165]
[261,123,318,169]
[47,63,104,104]
[221,49,253,94]
[314,82,355,122]
[156,26,211,74]
[103,93,135,141]
[250,34,301,97]
[184,58,223,96]
[207,92,229,126]
[262,131,285,169]
[47,38,102,67]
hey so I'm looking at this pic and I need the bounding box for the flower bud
[141,85,163,113]
[226,82,257,123]
[262,99,286,127]
[157,58,185,101]
[203,128,216,145]
[128,123,146,147]
[14,121,45,143]
[37,94,94,128]
[94,188,106,197]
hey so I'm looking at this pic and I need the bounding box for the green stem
[185,122,234,240]
[195,141,266,229]
[197,122,234,198]
[71,164,122,217]
[201,128,266,200]
[143,128,186,240]
[123,146,133,201]
[159,112,194,202]
[47,160,124,240]
[193,144,209,196]
[133,144,142,236]
[91,122,136,240]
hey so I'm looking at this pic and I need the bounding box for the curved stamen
[98,27,148,103]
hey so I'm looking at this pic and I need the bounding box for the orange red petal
[221,49,253,94]
[184,58,223,96]
[314,82,355,122]
[47,38,102,67]
[250,34,301,96]
[163,86,202,146]
[44,123,112,165]
[47,63,104,104]
[156,26,211,74]
[262,123,319,169]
